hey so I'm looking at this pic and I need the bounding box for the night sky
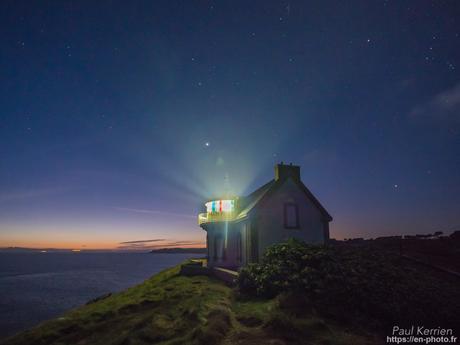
[1,1,459,250]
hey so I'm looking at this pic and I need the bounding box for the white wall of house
[204,176,329,268]
[205,222,245,269]
[253,177,327,260]
[240,221,249,265]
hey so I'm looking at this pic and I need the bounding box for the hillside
[0,261,380,345]
[238,240,460,329]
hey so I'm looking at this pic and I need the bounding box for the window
[284,203,299,229]
[236,232,242,262]
[214,234,224,260]
[205,199,235,213]
[206,234,210,260]
[250,225,258,262]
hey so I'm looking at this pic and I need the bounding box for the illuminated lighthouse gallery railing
[198,199,236,225]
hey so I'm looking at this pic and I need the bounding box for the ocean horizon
[0,252,199,339]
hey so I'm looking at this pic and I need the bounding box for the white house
[198,163,332,269]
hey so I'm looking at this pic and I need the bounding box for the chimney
[274,162,300,181]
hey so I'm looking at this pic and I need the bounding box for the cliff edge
[0,261,379,345]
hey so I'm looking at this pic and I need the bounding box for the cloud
[113,207,196,219]
[116,240,204,250]
[0,187,73,203]
[118,239,165,244]
[410,83,460,123]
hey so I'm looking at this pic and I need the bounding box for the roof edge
[245,177,333,222]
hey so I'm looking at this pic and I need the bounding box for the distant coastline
[0,247,207,254]
[0,247,109,253]
[149,247,206,254]
[0,247,73,253]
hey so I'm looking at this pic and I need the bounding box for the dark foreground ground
[1,262,383,345]
[334,231,460,273]
[2,236,459,345]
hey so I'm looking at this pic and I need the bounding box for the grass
[227,294,380,345]
[1,260,381,345]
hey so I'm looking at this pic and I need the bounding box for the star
[394,184,398,188]
[205,142,210,147]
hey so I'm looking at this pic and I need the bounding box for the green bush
[237,238,460,329]
[238,239,346,299]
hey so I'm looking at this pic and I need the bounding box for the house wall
[205,221,245,269]
[253,178,327,261]
[204,178,330,268]
[240,221,249,265]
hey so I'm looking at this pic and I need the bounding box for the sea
[0,252,198,339]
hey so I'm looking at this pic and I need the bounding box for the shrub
[237,238,460,329]
[238,239,345,299]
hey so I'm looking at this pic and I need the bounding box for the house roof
[235,177,332,222]
[236,179,276,220]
